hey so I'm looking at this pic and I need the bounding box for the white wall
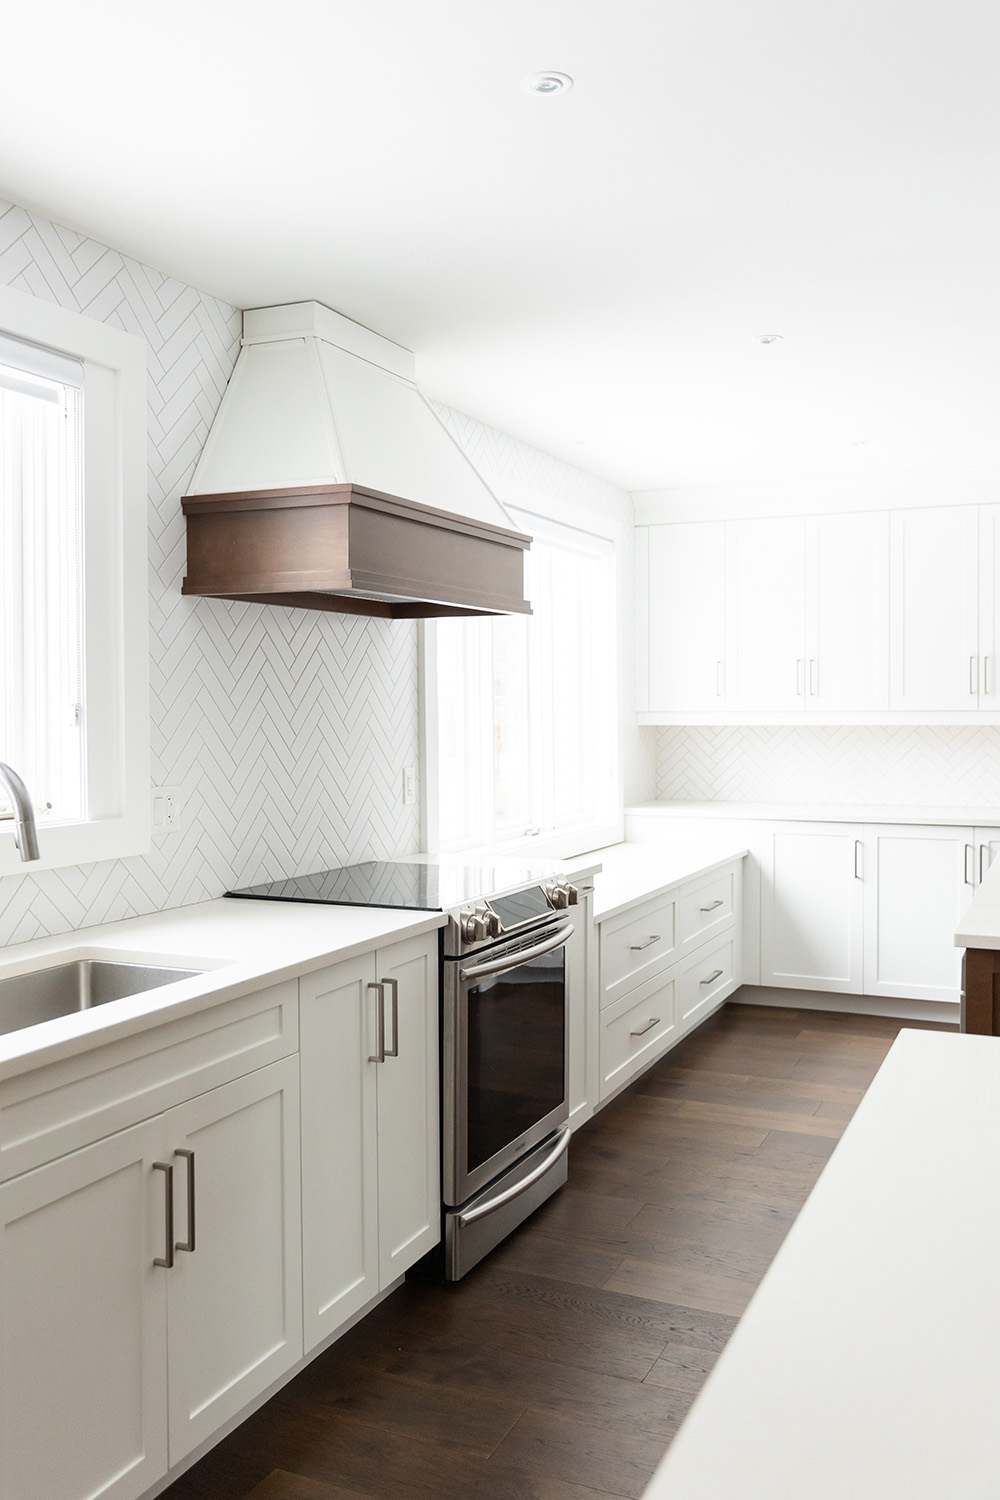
[0,196,645,948]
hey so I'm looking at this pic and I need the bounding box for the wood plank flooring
[161,1003,955,1500]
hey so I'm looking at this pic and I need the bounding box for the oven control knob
[566,883,579,906]
[462,911,488,943]
[550,884,570,909]
[484,911,502,938]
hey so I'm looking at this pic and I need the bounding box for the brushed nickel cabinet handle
[381,976,399,1058]
[965,844,975,886]
[985,656,993,696]
[629,934,660,951]
[630,1016,660,1038]
[809,658,817,696]
[981,843,989,884]
[700,968,725,985]
[855,840,863,881]
[152,1161,174,1269]
[174,1148,195,1253]
[970,656,978,696]
[699,899,724,912]
[367,981,385,1063]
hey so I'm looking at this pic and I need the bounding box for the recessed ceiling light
[758,334,783,345]
[521,72,574,97]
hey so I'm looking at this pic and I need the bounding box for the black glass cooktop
[226,860,552,913]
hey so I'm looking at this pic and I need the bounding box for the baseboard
[729,984,959,1026]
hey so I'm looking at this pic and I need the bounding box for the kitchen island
[641,1025,999,1499]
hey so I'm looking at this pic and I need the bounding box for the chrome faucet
[0,762,40,862]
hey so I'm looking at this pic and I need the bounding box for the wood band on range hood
[181,483,532,619]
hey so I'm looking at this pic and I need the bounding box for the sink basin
[0,959,204,1038]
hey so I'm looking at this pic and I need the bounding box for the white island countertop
[643,1027,1000,1499]
[0,897,447,1081]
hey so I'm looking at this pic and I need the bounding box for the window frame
[0,283,149,875]
[420,489,623,861]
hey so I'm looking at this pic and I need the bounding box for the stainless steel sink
[0,959,203,1038]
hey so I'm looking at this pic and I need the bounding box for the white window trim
[420,482,624,862]
[0,283,149,876]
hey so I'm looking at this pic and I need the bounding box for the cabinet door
[978,505,1000,706]
[862,825,972,1004]
[0,1118,168,1500]
[647,522,726,710]
[725,517,805,710]
[375,934,440,1286]
[299,953,379,1351]
[167,1057,302,1463]
[565,886,596,1131]
[889,507,979,711]
[974,828,1000,887]
[806,513,889,710]
[761,823,864,993]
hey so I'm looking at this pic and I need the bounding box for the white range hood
[182,302,531,619]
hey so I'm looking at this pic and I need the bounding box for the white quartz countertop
[0,898,447,1080]
[956,852,1000,949]
[571,840,748,923]
[643,1028,1000,1499]
[628,800,1000,827]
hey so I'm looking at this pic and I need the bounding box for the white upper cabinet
[638,501,1000,722]
[889,506,979,711]
[978,505,1000,707]
[646,521,726,711]
[807,512,889,711]
[725,516,806,712]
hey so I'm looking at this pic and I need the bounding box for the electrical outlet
[402,766,417,805]
[151,786,181,834]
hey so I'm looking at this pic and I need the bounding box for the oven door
[443,918,573,1207]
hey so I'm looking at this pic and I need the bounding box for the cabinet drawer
[599,971,677,1100]
[0,980,298,1182]
[600,893,677,1006]
[677,935,736,1029]
[678,865,736,953]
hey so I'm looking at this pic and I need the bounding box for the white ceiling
[3,0,999,492]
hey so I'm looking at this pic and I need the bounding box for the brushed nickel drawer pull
[630,1016,660,1038]
[382,976,399,1058]
[152,1161,174,1269]
[699,899,724,912]
[174,1148,195,1253]
[700,968,725,985]
[367,981,385,1063]
[629,934,660,951]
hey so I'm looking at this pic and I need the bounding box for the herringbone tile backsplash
[0,196,637,948]
[655,725,1000,805]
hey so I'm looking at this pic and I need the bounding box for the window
[425,503,621,859]
[0,284,148,874]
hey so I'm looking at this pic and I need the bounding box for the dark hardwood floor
[161,1002,955,1500]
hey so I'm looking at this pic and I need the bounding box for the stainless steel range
[441,877,578,1278]
[226,860,579,1280]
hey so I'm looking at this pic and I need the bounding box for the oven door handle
[459,921,575,982]
[457,1127,572,1226]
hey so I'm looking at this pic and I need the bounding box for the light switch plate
[402,766,417,805]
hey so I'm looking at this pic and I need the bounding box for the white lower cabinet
[861,825,974,1003]
[299,932,439,1353]
[760,822,864,993]
[0,1055,301,1500]
[597,859,743,1102]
